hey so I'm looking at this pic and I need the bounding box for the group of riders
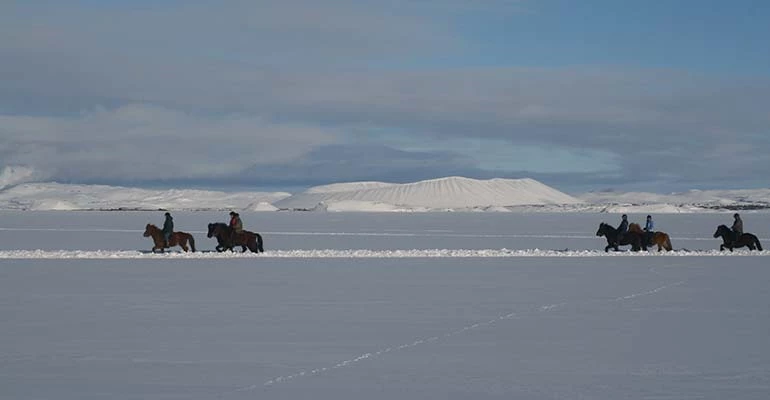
[613,212,746,248]
[160,211,243,249]
[152,210,756,253]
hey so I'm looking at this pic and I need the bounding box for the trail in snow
[233,281,685,392]
[1,249,769,259]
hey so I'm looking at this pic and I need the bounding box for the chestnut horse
[629,223,673,252]
[207,222,264,253]
[143,224,196,253]
[713,225,763,252]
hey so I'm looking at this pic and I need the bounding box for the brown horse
[143,224,196,253]
[207,222,264,253]
[629,223,673,252]
[713,224,763,252]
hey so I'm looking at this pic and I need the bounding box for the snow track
[1,249,769,259]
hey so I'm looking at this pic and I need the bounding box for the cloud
[0,104,337,182]
[1,1,769,191]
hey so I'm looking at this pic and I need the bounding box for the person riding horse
[616,214,629,244]
[732,213,743,235]
[643,215,655,246]
[229,211,243,246]
[162,212,173,248]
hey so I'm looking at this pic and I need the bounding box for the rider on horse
[229,211,243,245]
[162,212,173,247]
[617,214,629,243]
[732,213,743,235]
[644,215,655,245]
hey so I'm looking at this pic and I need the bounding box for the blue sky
[1,0,769,193]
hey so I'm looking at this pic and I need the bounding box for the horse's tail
[664,235,673,251]
[189,234,196,252]
[755,237,763,251]
[256,233,264,253]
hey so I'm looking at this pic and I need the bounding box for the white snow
[1,211,770,400]
[1,176,769,213]
[577,188,770,212]
[0,182,290,211]
[274,176,581,211]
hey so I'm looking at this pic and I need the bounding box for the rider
[731,213,743,235]
[643,215,655,245]
[162,212,173,248]
[229,211,243,245]
[615,214,629,244]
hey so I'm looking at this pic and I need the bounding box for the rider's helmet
[164,212,170,216]
[622,214,627,219]
[646,215,651,219]
[734,213,740,218]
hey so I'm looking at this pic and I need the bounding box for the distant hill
[0,182,290,211]
[1,176,768,213]
[273,176,580,211]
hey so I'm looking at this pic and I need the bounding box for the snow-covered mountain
[0,182,290,211]
[575,188,770,213]
[273,177,581,211]
[1,176,769,212]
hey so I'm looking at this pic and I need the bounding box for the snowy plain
[1,211,770,400]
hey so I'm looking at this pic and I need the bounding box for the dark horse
[713,225,763,252]
[629,222,673,252]
[596,222,645,252]
[207,222,264,253]
[143,224,196,253]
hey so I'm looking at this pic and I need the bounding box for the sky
[1,0,769,194]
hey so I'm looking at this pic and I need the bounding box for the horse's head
[207,222,228,238]
[143,223,154,237]
[596,222,608,237]
[714,224,730,238]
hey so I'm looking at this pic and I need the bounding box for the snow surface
[1,211,769,400]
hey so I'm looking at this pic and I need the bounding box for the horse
[713,224,763,252]
[628,222,673,252]
[143,224,196,253]
[596,222,645,252]
[207,222,264,253]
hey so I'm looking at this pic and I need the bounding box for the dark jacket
[617,219,629,234]
[732,217,743,235]
[162,214,174,234]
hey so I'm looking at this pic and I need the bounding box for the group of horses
[144,218,762,254]
[142,223,264,253]
[596,222,763,252]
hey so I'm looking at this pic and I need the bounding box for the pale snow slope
[305,181,397,194]
[0,182,290,211]
[577,188,770,212]
[274,176,580,210]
